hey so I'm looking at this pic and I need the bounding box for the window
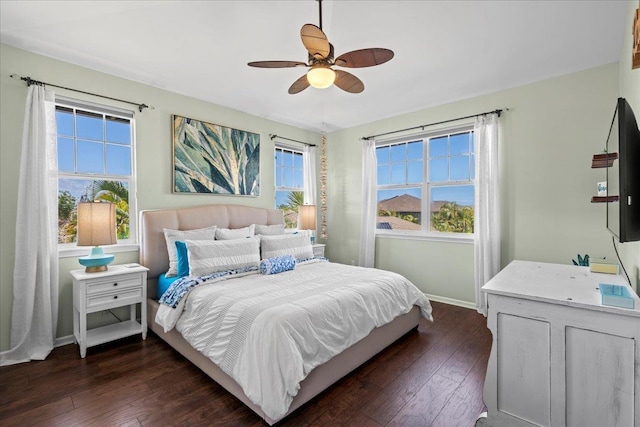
[376,126,475,236]
[56,98,136,247]
[274,145,304,229]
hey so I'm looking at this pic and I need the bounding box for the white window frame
[375,124,475,243]
[274,143,307,230]
[56,96,138,257]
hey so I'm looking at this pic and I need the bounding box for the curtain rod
[361,108,507,141]
[10,74,153,112]
[270,134,316,147]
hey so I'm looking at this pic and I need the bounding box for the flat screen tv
[606,98,640,243]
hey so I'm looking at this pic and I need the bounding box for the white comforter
[165,260,432,420]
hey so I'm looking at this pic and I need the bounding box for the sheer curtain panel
[474,113,500,316]
[303,145,317,205]
[0,86,58,366]
[359,140,377,267]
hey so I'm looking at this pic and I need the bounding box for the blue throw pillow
[260,255,296,275]
[175,240,190,277]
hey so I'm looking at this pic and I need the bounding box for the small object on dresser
[599,284,635,309]
[590,257,620,274]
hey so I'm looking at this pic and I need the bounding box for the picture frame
[172,115,260,196]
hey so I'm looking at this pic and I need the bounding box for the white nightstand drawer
[87,287,142,309]
[86,275,142,295]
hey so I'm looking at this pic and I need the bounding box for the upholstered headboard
[139,204,284,295]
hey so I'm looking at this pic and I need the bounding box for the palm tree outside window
[275,145,304,229]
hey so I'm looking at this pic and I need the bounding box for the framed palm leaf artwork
[172,115,260,196]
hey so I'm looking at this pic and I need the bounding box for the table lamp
[77,201,116,272]
[298,204,317,243]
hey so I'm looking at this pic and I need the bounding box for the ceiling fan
[248,0,394,94]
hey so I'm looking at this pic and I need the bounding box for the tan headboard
[139,204,284,283]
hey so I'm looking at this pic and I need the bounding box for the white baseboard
[424,293,476,310]
[55,335,75,348]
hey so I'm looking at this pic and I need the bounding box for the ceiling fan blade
[334,70,364,93]
[300,24,330,59]
[248,60,307,68]
[288,74,310,94]
[334,48,394,68]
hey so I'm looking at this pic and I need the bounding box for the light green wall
[325,63,621,304]
[0,43,319,351]
[617,0,640,292]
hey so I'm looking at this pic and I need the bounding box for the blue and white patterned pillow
[260,255,296,275]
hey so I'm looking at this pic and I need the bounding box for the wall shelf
[591,195,619,203]
[591,152,618,168]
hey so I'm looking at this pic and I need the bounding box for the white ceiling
[0,1,628,132]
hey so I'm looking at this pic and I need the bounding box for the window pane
[294,169,303,188]
[429,158,448,182]
[293,152,303,169]
[275,166,283,186]
[377,188,422,230]
[283,167,293,188]
[77,140,104,174]
[275,149,282,166]
[407,141,423,160]
[106,117,131,145]
[470,154,475,179]
[58,178,131,243]
[407,160,423,183]
[450,155,470,181]
[275,190,301,229]
[377,165,390,185]
[429,136,448,157]
[76,111,103,140]
[56,109,74,136]
[283,151,293,167]
[390,144,406,162]
[57,137,74,172]
[390,163,406,185]
[376,146,390,164]
[450,133,470,155]
[430,185,474,233]
[106,145,131,175]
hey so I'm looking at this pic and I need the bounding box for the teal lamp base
[79,247,114,273]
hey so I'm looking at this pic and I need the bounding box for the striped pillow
[215,224,255,240]
[254,223,285,236]
[163,225,217,277]
[260,234,314,260]
[185,237,260,277]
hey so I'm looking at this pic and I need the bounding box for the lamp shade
[306,67,335,89]
[298,205,317,231]
[77,202,117,247]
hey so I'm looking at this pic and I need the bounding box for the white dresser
[481,260,640,427]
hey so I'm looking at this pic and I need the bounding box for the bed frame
[139,204,420,425]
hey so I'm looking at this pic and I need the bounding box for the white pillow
[260,233,314,260]
[186,237,260,277]
[254,224,285,236]
[215,224,255,240]
[163,225,217,277]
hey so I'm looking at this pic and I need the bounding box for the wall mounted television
[606,97,640,243]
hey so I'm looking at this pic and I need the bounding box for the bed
[139,204,432,424]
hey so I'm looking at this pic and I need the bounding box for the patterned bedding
[157,259,432,420]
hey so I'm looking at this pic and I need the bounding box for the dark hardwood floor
[0,302,491,427]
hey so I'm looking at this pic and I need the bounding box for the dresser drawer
[85,274,142,295]
[87,287,143,309]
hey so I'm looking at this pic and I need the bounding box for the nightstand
[71,264,148,358]
[312,243,326,257]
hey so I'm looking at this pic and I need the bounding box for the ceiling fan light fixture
[306,67,335,89]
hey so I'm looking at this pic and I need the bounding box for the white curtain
[359,139,377,267]
[303,145,317,205]
[474,113,500,316]
[0,85,58,366]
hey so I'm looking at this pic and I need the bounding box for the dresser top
[70,264,149,281]
[482,260,640,316]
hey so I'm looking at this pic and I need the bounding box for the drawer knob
[113,282,118,286]
[113,295,118,299]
